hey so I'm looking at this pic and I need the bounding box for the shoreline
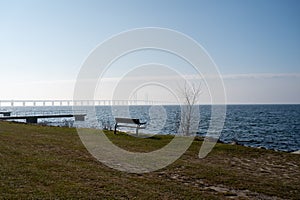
[2,104,299,153]
[3,120,300,154]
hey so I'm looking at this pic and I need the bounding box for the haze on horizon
[0,0,299,104]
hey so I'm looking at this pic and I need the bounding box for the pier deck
[0,111,86,123]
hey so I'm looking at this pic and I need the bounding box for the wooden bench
[114,117,147,135]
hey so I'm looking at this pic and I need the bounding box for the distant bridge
[0,100,177,107]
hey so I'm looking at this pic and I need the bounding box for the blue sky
[0,0,299,103]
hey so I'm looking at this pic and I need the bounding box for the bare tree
[178,81,202,136]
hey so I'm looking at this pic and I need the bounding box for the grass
[0,121,299,199]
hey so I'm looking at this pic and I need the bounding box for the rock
[291,150,300,154]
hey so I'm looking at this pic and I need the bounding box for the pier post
[74,115,85,121]
[26,117,38,123]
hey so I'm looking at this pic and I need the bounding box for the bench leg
[114,124,117,134]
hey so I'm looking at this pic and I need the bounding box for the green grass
[0,121,299,199]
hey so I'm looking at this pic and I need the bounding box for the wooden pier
[0,111,86,124]
[0,114,86,123]
[0,111,11,116]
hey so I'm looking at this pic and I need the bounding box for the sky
[0,0,299,104]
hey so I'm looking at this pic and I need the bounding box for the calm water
[2,105,300,152]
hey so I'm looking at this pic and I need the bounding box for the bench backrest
[115,117,141,125]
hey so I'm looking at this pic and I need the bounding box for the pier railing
[9,110,87,117]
